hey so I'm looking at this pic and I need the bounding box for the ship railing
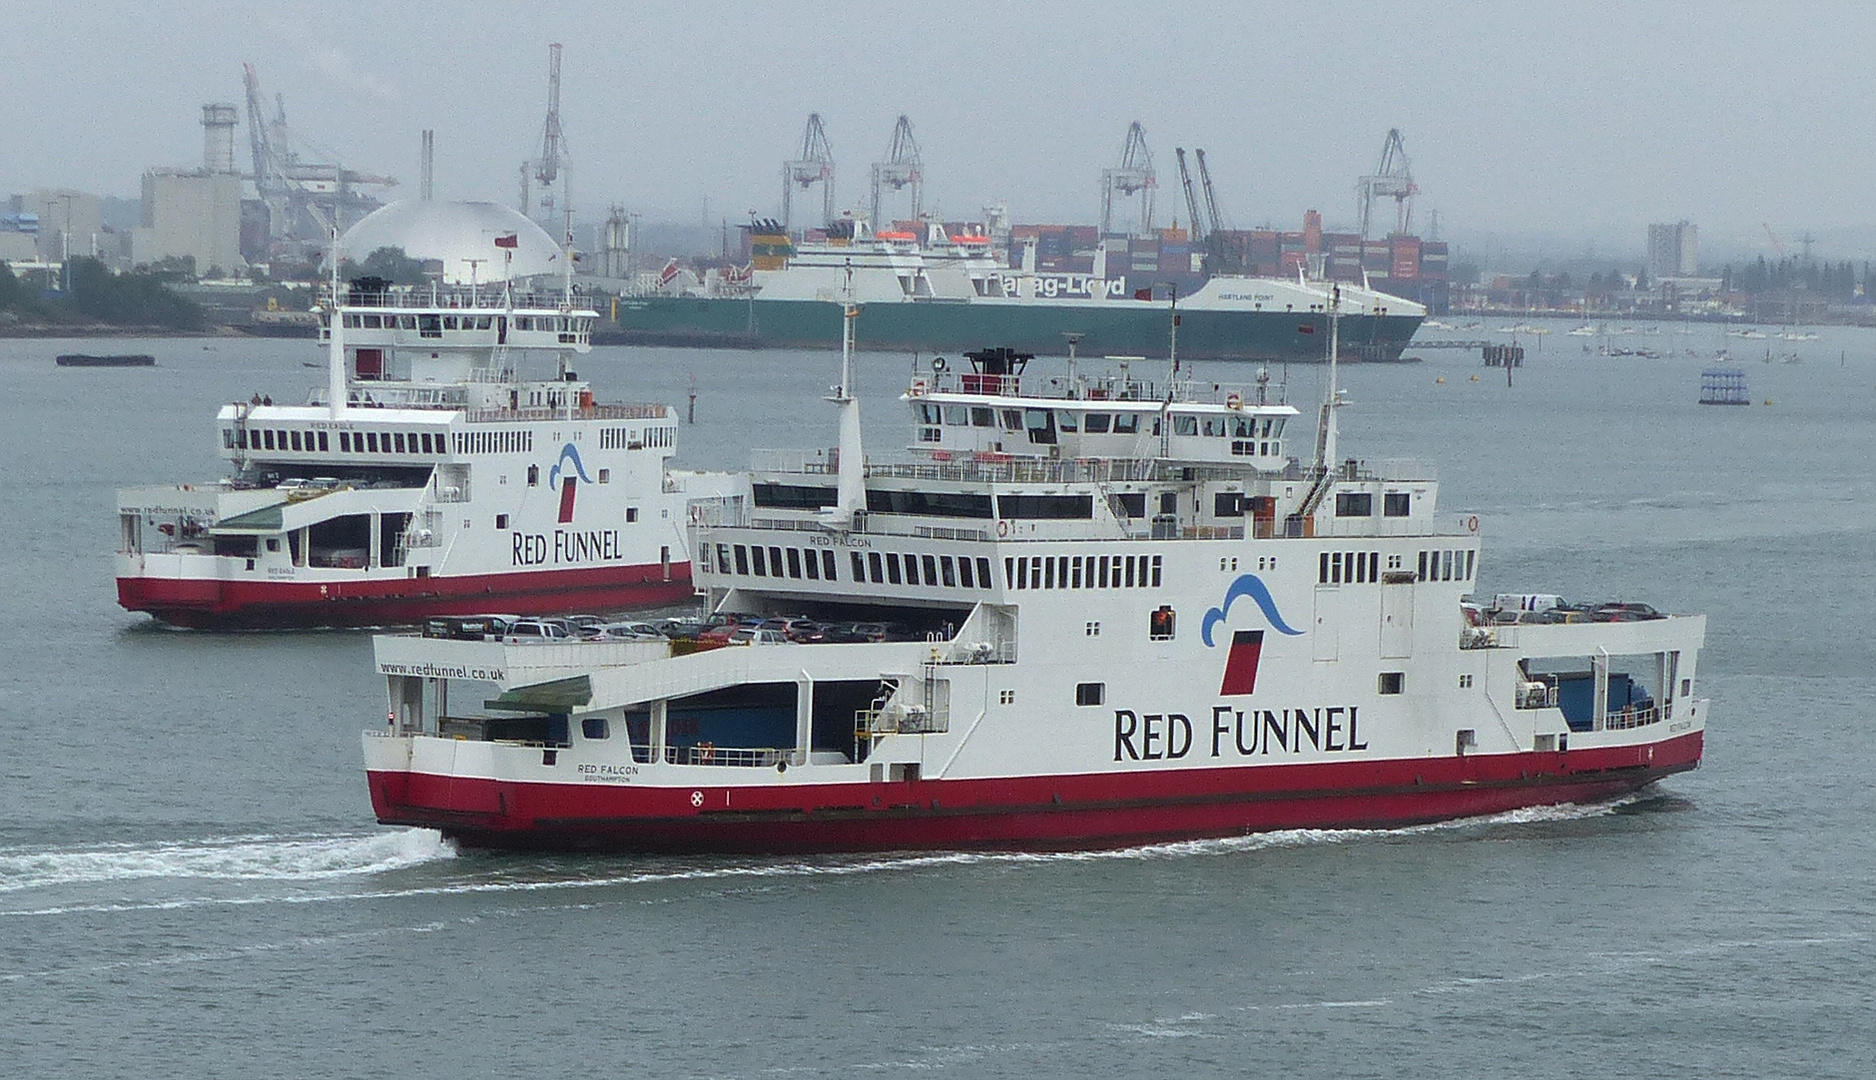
[688,495,747,528]
[749,450,1161,486]
[463,404,671,423]
[1602,704,1663,731]
[322,285,597,315]
[662,744,789,768]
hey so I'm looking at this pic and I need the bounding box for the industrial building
[130,104,246,277]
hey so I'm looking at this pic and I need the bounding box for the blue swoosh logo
[1202,573,1304,647]
[548,443,595,489]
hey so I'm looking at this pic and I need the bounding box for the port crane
[1099,121,1156,236]
[869,115,923,231]
[1174,147,1237,274]
[241,62,396,246]
[1175,148,1204,247]
[1358,127,1417,240]
[531,43,567,223]
[782,113,835,234]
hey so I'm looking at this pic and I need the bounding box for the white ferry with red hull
[117,201,719,629]
[365,300,1708,852]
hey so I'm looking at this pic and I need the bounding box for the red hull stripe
[118,562,691,629]
[366,731,1703,854]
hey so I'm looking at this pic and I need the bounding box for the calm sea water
[2,322,1873,1078]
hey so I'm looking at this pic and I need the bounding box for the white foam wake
[0,829,454,894]
[0,794,1643,915]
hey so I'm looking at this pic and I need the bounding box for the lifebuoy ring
[910,379,929,396]
[697,741,715,764]
[1466,515,1479,533]
[1225,392,1242,409]
[996,520,1009,537]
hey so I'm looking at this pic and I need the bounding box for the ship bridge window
[1172,415,1199,436]
[222,427,236,449]
[915,403,940,424]
[290,431,303,451]
[971,407,995,427]
[1110,492,1146,519]
[1112,413,1140,434]
[944,405,970,426]
[997,494,1092,520]
[1384,492,1411,517]
[1084,414,1111,433]
[1001,409,1024,431]
[1056,411,1079,432]
[755,483,838,510]
[1231,416,1257,438]
[866,489,993,518]
[419,314,442,338]
[1202,415,1226,437]
[1336,492,1374,517]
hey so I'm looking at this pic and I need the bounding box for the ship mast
[326,224,346,418]
[1314,284,1342,471]
[830,265,865,526]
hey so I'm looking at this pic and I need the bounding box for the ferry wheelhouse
[364,299,1707,852]
[118,201,721,628]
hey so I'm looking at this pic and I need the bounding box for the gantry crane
[870,115,922,231]
[1357,128,1417,239]
[1099,122,1156,236]
[782,113,835,234]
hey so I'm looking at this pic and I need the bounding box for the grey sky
[4,1,1870,260]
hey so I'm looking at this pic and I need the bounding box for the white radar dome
[338,200,563,284]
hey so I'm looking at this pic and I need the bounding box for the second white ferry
[117,200,726,628]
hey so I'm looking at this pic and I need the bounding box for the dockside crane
[241,62,396,246]
[1175,147,1204,247]
[1357,127,1417,240]
[1194,148,1241,273]
[782,113,835,234]
[1099,121,1156,236]
[533,43,567,222]
[870,115,923,231]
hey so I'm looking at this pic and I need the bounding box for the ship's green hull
[612,296,1421,361]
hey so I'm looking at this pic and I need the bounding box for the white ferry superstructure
[364,300,1707,852]
[117,201,725,629]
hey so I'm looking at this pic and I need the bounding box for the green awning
[210,503,286,534]
[485,675,592,712]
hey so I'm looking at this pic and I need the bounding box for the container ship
[116,200,730,629]
[362,298,1706,853]
[613,221,1425,362]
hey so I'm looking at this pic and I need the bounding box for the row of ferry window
[453,429,535,454]
[1008,553,1163,590]
[1420,549,1475,582]
[1316,549,1474,584]
[599,426,674,449]
[911,403,1284,440]
[706,541,998,591]
[228,427,330,452]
